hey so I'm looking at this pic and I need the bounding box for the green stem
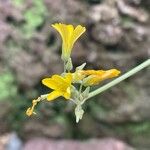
[64,61,66,73]
[87,59,150,100]
[79,84,83,95]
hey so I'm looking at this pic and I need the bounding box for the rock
[89,4,119,22]
[6,132,23,150]
[0,21,12,43]
[117,0,149,22]
[0,132,23,150]
[23,138,134,150]
[22,113,71,139]
[9,51,47,88]
[92,23,123,45]
[44,0,87,23]
[0,133,10,150]
[0,102,12,134]
[0,0,150,148]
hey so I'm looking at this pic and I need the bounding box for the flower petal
[47,91,62,101]
[52,23,63,39]
[52,74,69,90]
[52,23,68,52]
[103,69,121,78]
[42,78,58,90]
[80,70,105,76]
[63,87,71,99]
[82,69,121,86]
[70,25,86,49]
[64,73,73,84]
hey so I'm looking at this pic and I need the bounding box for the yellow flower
[52,23,86,61]
[80,69,121,86]
[42,73,73,101]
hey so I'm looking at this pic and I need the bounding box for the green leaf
[76,63,86,71]
[0,72,17,101]
[82,86,90,99]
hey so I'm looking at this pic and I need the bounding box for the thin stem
[64,61,66,73]
[79,84,83,95]
[70,98,78,104]
[86,59,150,100]
[40,94,48,100]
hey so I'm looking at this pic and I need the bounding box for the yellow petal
[61,24,69,47]
[104,69,121,78]
[42,74,69,90]
[52,74,66,83]
[81,69,120,77]
[70,25,86,49]
[42,78,58,90]
[47,91,62,101]
[63,87,71,99]
[60,24,73,57]
[66,25,74,52]
[82,75,96,86]
[52,23,63,39]
[82,69,121,86]
[64,73,73,84]
[52,23,68,52]
[67,25,74,40]
[81,70,105,76]
[52,75,69,90]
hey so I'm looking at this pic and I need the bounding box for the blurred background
[0,0,150,150]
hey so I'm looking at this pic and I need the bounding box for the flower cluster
[26,23,121,122]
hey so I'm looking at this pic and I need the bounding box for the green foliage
[12,0,24,7]
[121,16,134,28]
[12,0,47,38]
[0,71,17,101]
[126,122,150,134]
[114,121,150,147]
[122,83,137,101]
[22,0,47,38]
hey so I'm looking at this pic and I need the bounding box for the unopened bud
[75,105,84,123]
